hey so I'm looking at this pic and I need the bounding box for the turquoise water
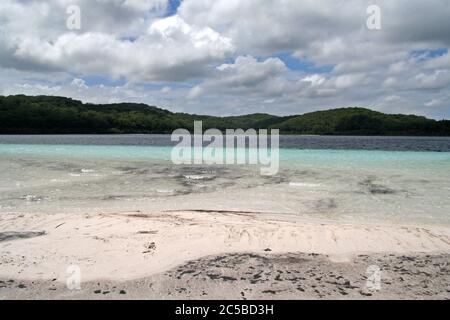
[1,143,449,165]
[0,144,173,160]
[0,142,449,226]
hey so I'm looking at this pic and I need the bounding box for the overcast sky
[0,0,449,118]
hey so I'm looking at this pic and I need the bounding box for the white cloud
[71,78,88,89]
[187,56,290,99]
[425,52,450,69]
[302,75,326,87]
[425,99,442,107]
[186,86,203,99]
[1,14,234,81]
[0,0,449,119]
[160,86,172,94]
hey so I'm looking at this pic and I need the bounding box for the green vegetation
[271,108,450,136]
[0,95,449,135]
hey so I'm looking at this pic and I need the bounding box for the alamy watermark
[171,121,279,176]
[367,5,382,30]
[66,5,81,30]
[64,4,380,32]
[366,265,382,292]
[66,265,81,290]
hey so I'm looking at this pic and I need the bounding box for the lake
[0,135,449,226]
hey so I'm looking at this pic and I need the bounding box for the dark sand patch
[1,252,449,300]
[0,231,46,243]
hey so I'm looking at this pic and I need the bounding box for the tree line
[0,95,449,136]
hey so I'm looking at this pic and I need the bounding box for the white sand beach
[1,210,449,299]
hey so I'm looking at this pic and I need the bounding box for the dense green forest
[0,95,449,135]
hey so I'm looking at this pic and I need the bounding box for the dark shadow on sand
[0,231,46,242]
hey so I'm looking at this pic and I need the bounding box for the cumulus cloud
[71,78,88,89]
[0,0,449,118]
[1,14,234,81]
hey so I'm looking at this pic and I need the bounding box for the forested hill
[1,95,449,136]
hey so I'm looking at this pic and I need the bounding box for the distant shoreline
[2,133,449,138]
[1,95,449,136]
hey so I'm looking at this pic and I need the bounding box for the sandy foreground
[0,210,449,299]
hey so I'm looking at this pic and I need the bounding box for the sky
[0,0,449,119]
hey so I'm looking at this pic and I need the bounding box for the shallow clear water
[0,135,449,226]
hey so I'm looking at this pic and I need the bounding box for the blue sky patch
[165,0,182,17]
[275,52,333,74]
[120,36,137,43]
[81,75,127,87]
[410,48,448,61]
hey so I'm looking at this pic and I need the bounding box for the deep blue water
[0,135,449,152]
